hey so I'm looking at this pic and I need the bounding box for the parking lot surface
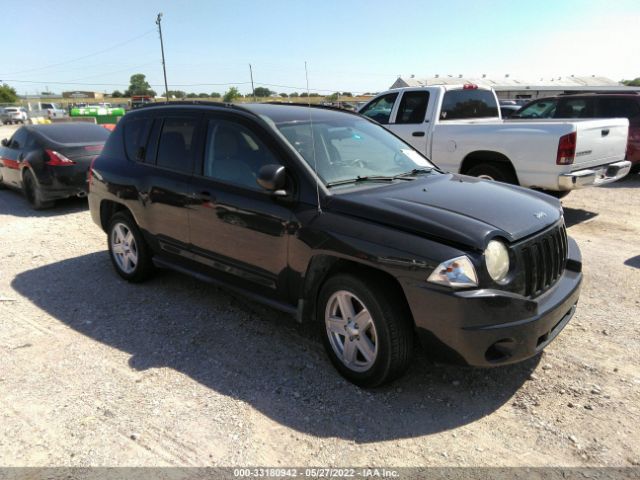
[0,124,639,466]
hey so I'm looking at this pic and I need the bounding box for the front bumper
[558,160,631,190]
[406,237,582,367]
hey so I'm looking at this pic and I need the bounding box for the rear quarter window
[440,89,499,120]
[123,117,153,162]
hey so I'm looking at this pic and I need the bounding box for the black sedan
[0,123,111,209]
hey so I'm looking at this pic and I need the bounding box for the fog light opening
[485,338,516,363]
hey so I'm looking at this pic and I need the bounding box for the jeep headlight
[485,240,510,283]
[427,256,478,288]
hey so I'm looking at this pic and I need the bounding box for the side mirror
[1,139,8,147]
[257,164,287,196]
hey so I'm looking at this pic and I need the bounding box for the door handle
[601,129,610,137]
[412,131,425,137]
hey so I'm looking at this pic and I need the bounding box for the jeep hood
[326,173,562,250]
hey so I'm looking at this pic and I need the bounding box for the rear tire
[466,162,518,185]
[107,212,155,282]
[317,273,414,387]
[23,170,54,209]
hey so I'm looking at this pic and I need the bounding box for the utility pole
[156,13,169,102]
[249,64,256,102]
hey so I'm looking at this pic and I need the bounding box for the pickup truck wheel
[318,274,413,387]
[107,212,155,282]
[23,170,54,209]
[466,162,518,185]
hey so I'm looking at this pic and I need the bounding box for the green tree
[326,92,340,101]
[309,92,320,97]
[622,77,640,86]
[164,90,186,99]
[223,87,241,103]
[111,90,124,98]
[279,92,288,98]
[186,93,198,98]
[289,92,299,98]
[124,74,156,97]
[198,93,209,98]
[253,87,272,97]
[341,91,353,97]
[210,92,221,98]
[299,92,308,98]
[0,83,18,103]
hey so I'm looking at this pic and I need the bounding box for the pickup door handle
[412,131,425,137]
[601,129,610,137]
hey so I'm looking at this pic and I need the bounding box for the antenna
[305,61,322,215]
[249,63,256,102]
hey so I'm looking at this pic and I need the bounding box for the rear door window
[395,91,430,124]
[359,93,399,124]
[440,89,499,120]
[597,97,640,119]
[9,128,28,149]
[155,116,200,173]
[555,98,595,118]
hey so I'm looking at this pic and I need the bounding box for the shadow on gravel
[0,188,87,217]
[624,255,640,269]
[563,207,598,228]
[12,253,538,442]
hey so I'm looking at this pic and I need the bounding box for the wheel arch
[300,254,414,327]
[99,200,134,232]
[459,150,519,183]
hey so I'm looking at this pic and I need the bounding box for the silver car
[0,106,28,124]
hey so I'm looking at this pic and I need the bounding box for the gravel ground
[0,123,639,467]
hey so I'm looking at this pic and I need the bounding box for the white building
[389,75,638,100]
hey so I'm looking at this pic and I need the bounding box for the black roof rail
[262,101,362,115]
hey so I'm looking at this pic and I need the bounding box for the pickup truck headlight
[485,240,510,283]
[427,256,478,288]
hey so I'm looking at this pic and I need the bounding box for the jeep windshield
[270,112,436,187]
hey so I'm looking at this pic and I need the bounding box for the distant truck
[360,85,631,196]
[27,102,67,120]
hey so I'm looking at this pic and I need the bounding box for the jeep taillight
[556,132,576,165]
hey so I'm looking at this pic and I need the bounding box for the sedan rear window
[36,123,111,144]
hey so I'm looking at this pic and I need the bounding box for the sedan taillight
[45,149,75,166]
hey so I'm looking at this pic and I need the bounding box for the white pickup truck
[27,102,67,121]
[359,85,631,196]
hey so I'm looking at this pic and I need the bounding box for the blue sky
[2,0,639,96]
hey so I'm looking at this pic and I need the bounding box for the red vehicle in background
[130,95,154,109]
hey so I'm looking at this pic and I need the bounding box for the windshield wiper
[325,175,397,188]
[392,167,434,179]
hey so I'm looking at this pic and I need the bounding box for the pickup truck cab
[88,102,582,386]
[360,85,631,196]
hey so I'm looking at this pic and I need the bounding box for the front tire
[466,162,518,184]
[107,212,155,282]
[317,274,413,387]
[23,170,54,209]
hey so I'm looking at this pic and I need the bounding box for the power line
[0,28,156,76]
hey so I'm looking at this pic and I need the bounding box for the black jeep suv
[88,102,582,386]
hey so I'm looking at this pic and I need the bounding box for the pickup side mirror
[257,164,287,196]
[1,139,8,147]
